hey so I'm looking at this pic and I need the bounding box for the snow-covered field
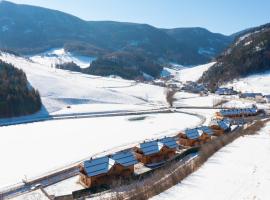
[152,122,270,200]
[225,71,270,94]
[0,112,201,188]
[0,52,167,116]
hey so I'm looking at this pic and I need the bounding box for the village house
[216,107,258,119]
[178,128,210,147]
[135,137,178,166]
[79,150,138,188]
[182,81,207,94]
[264,95,270,103]
[239,92,264,102]
[197,126,214,139]
[210,118,231,135]
[79,156,115,188]
[215,87,238,95]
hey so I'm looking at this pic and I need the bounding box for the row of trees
[0,60,41,118]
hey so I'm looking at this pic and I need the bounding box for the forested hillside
[0,1,233,66]
[199,23,270,90]
[0,59,41,118]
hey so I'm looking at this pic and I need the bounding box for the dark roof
[197,126,213,136]
[83,156,115,177]
[185,129,203,140]
[241,93,263,98]
[139,140,164,156]
[159,137,178,149]
[218,120,230,131]
[220,108,258,116]
[111,150,138,167]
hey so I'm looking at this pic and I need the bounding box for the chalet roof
[197,126,214,136]
[139,140,164,156]
[220,108,258,116]
[185,129,203,140]
[218,120,231,131]
[83,156,115,177]
[111,150,138,167]
[241,93,263,98]
[159,137,178,149]
[210,118,231,130]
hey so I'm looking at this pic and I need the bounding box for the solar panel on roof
[84,156,115,177]
[218,120,230,131]
[140,140,164,156]
[160,137,178,149]
[111,150,138,167]
[185,129,203,140]
[197,126,213,136]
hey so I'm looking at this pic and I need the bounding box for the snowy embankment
[151,122,270,200]
[0,112,201,188]
[224,71,270,94]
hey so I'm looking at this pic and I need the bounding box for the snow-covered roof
[83,156,115,177]
[111,150,138,167]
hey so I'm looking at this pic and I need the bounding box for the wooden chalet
[210,118,231,135]
[197,126,214,140]
[216,108,258,119]
[178,128,210,147]
[111,150,138,176]
[135,137,178,165]
[79,150,138,188]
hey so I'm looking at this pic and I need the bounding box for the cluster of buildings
[215,87,238,95]
[181,81,207,94]
[79,136,178,188]
[79,106,260,190]
[215,87,270,104]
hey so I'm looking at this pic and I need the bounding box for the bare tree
[165,88,177,107]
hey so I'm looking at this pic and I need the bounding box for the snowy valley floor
[151,122,270,200]
[0,112,201,188]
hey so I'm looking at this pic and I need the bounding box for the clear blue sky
[8,0,270,35]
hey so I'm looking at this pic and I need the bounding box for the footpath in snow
[152,122,270,200]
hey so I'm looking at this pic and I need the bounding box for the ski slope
[163,62,215,83]
[151,122,270,200]
[29,48,96,68]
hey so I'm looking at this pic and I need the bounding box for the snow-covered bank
[224,71,270,94]
[151,122,270,200]
[0,112,201,188]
